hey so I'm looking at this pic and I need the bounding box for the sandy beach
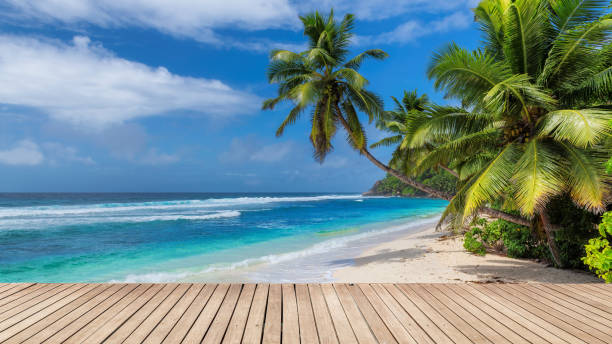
[333,225,601,283]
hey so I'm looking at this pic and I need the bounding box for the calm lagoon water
[0,193,447,282]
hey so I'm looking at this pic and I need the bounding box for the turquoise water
[0,193,447,282]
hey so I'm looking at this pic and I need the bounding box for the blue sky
[0,0,480,192]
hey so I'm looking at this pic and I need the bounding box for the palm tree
[418,0,612,265]
[262,10,451,199]
[371,90,460,179]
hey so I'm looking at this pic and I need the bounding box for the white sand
[333,225,600,283]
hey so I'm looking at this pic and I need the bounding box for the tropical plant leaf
[537,109,612,147]
[428,44,511,107]
[512,139,566,215]
[463,143,521,216]
[558,141,608,211]
[344,49,388,70]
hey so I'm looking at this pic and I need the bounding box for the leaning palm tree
[418,0,612,265]
[262,10,450,199]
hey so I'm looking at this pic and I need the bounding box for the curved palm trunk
[540,212,563,267]
[335,111,532,228]
[438,164,459,178]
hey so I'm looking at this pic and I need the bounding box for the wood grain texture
[0,283,607,343]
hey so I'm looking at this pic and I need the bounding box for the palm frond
[539,18,612,90]
[276,105,304,137]
[344,49,388,70]
[558,141,608,211]
[512,139,565,215]
[536,108,612,147]
[463,143,521,216]
[334,68,368,89]
[428,43,511,107]
[370,135,403,149]
[502,0,550,77]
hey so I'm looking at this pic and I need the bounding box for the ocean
[0,193,447,283]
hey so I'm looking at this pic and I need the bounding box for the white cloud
[297,0,476,21]
[0,35,261,127]
[356,11,472,45]
[220,136,293,163]
[42,142,95,165]
[1,1,477,50]
[3,0,299,43]
[0,140,44,165]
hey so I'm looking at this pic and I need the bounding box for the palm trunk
[439,164,459,178]
[540,212,563,267]
[335,111,532,228]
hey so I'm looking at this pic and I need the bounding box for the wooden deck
[0,283,610,343]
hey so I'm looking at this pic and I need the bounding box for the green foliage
[423,0,612,224]
[463,228,486,255]
[583,212,612,283]
[464,218,549,259]
[263,9,387,162]
[547,195,601,268]
[368,170,457,196]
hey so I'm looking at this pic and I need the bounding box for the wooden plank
[320,284,357,344]
[0,283,78,326]
[295,284,319,344]
[527,284,612,324]
[382,284,452,344]
[333,284,377,344]
[123,283,191,344]
[0,284,34,300]
[397,284,471,344]
[573,284,612,299]
[308,284,339,344]
[160,283,218,343]
[78,284,166,343]
[370,284,434,344]
[281,283,300,344]
[5,284,115,344]
[105,283,178,343]
[486,284,605,344]
[242,284,268,344]
[409,284,490,344]
[358,284,416,344]
[502,284,612,338]
[41,284,140,344]
[437,284,537,344]
[222,284,256,344]
[583,283,612,295]
[142,283,205,344]
[62,284,152,343]
[0,284,16,294]
[262,284,281,344]
[181,283,230,344]
[426,284,516,344]
[347,284,397,344]
[0,284,97,342]
[203,283,243,344]
[460,284,558,344]
[0,283,61,311]
[548,284,612,309]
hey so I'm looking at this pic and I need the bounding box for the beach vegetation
[583,212,612,282]
[264,1,612,269]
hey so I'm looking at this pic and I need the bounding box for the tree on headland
[263,2,612,267]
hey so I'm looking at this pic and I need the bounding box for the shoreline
[333,224,600,283]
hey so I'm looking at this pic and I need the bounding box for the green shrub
[463,218,548,259]
[582,212,612,283]
[547,196,600,268]
[463,227,486,255]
